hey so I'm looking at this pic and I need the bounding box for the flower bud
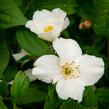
[79,19,92,30]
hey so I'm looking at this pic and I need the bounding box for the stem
[13,102,16,109]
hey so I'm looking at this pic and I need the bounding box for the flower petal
[12,49,29,61]
[33,10,51,22]
[32,55,62,83]
[53,38,82,65]
[61,17,70,31]
[25,21,41,34]
[24,69,37,82]
[56,78,85,102]
[38,32,59,41]
[52,8,66,21]
[76,54,104,86]
[25,8,70,42]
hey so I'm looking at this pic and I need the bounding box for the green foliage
[25,0,77,18]
[96,87,109,109]
[77,0,109,37]
[44,85,61,109]
[16,28,52,57]
[82,87,98,109]
[11,71,30,101]
[0,0,27,29]
[11,71,47,105]
[0,96,8,109]
[15,85,47,104]
[0,0,109,108]
[0,82,8,97]
[59,99,88,109]
[4,63,18,82]
[93,0,109,37]
[0,35,10,79]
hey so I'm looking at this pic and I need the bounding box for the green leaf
[44,85,60,109]
[15,85,47,104]
[4,64,17,82]
[0,96,8,109]
[0,36,10,79]
[77,0,94,21]
[16,28,52,57]
[82,87,98,109]
[11,72,47,104]
[83,46,101,57]
[11,71,30,99]
[0,0,27,29]
[59,99,89,109]
[25,0,77,18]
[77,0,109,37]
[93,0,109,37]
[0,82,8,97]
[14,0,23,7]
[96,87,109,109]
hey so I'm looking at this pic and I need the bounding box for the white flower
[12,49,29,61]
[32,38,104,102]
[25,8,70,41]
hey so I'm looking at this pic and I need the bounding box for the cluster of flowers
[14,8,104,102]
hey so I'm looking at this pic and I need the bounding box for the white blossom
[25,8,70,41]
[32,38,104,102]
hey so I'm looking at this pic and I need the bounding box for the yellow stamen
[44,25,53,32]
[61,61,80,79]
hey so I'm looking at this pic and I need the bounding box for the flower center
[61,61,80,79]
[65,68,72,75]
[44,25,53,32]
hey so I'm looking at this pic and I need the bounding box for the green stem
[13,102,16,109]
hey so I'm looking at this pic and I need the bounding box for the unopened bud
[79,22,84,30]
[84,20,92,28]
[79,19,92,30]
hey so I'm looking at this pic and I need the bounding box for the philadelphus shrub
[25,8,104,102]
[25,8,70,41]
[32,38,104,102]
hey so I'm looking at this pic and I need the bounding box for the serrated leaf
[0,0,27,29]
[44,85,60,109]
[16,28,52,57]
[11,71,30,99]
